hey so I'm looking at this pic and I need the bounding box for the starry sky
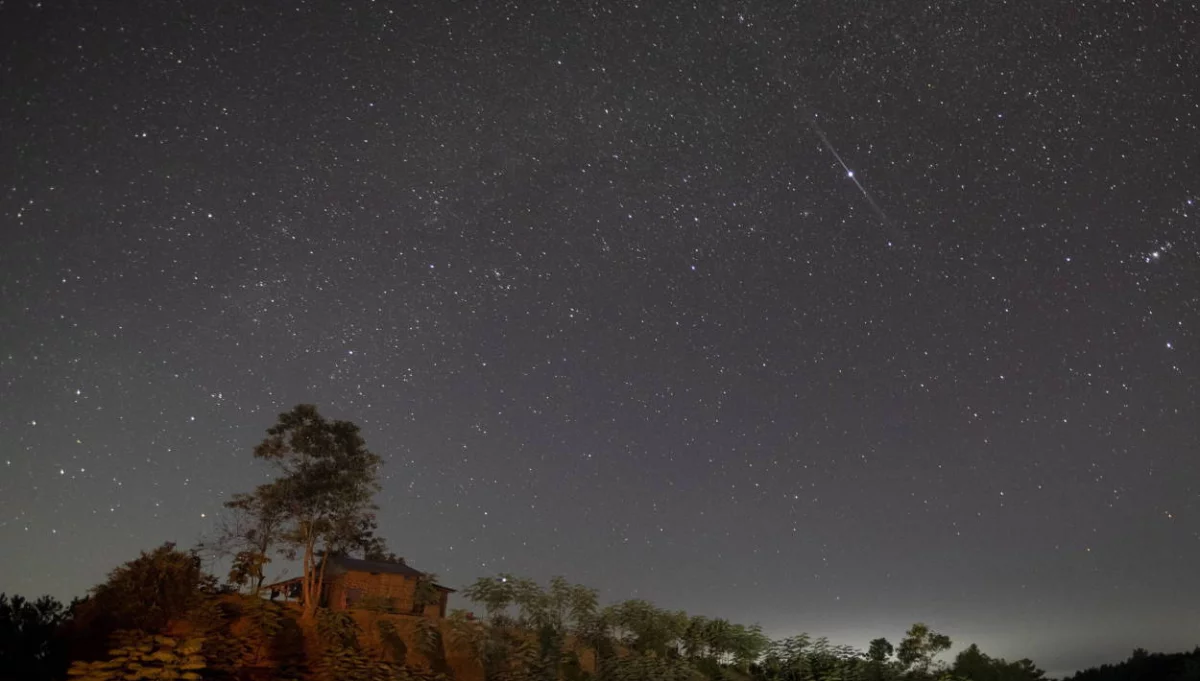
[2,0,1198,676]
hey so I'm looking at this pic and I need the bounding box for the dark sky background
[2,0,1198,677]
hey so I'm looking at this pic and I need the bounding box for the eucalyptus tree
[757,634,873,681]
[463,575,600,681]
[681,615,710,660]
[235,404,384,621]
[896,623,952,677]
[730,624,771,671]
[603,600,685,657]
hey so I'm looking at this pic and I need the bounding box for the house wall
[325,571,425,613]
[421,590,450,618]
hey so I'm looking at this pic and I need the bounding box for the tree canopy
[234,404,385,619]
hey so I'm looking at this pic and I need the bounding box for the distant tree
[603,599,686,658]
[1004,658,1046,681]
[732,624,772,671]
[756,634,869,681]
[953,642,1047,681]
[237,404,384,620]
[0,593,70,681]
[869,638,895,663]
[896,623,951,676]
[861,637,899,681]
[680,615,709,659]
[954,643,996,681]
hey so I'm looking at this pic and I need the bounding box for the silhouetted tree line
[1064,647,1200,681]
[0,592,72,680]
[2,554,1060,681]
[0,406,1182,681]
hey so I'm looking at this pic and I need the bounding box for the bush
[76,543,214,636]
[65,632,206,681]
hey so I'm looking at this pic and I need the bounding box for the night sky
[2,1,1198,677]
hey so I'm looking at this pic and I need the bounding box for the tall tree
[897,623,951,677]
[463,574,601,681]
[868,638,894,663]
[242,404,383,620]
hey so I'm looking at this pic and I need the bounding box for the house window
[346,588,365,608]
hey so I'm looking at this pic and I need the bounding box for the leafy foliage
[756,634,869,681]
[311,606,447,681]
[868,639,895,664]
[183,596,244,678]
[66,632,206,681]
[445,609,488,664]
[896,623,952,675]
[599,652,704,681]
[463,575,601,681]
[316,607,362,651]
[461,574,773,681]
[75,543,214,635]
[414,616,444,656]
[376,619,409,665]
[242,596,289,665]
[228,549,273,593]
[241,404,385,619]
[952,643,1046,681]
[457,572,1048,681]
[313,644,400,681]
[198,484,287,596]
[414,574,444,612]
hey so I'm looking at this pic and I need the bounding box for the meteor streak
[809,120,889,225]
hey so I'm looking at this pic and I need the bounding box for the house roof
[262,555,456,592]
[325,555,456,591]
[327,555,424,577]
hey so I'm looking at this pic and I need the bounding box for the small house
[267,555,454,618]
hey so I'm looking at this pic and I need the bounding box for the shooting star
[809,120,889,225]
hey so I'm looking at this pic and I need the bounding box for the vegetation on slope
[3,405,1171,681]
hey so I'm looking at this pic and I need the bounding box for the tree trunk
[314,549,329,610]
[302,534,317,621]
